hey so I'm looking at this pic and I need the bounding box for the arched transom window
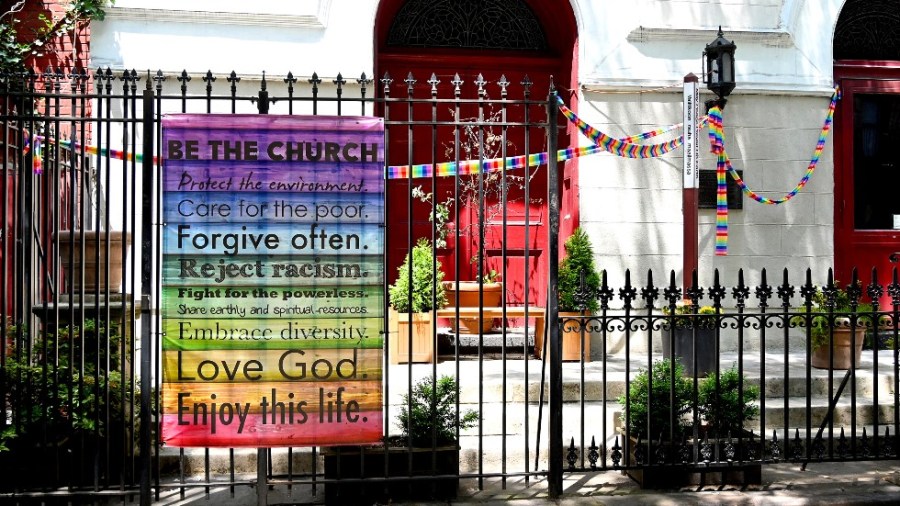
[386,0,547,50]
[834,0,900,60]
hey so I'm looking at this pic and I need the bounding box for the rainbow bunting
[713,86,839,205]
[19,88,839,259]
[388,98,687,179]
[555,95,684,158]
[706,85,840,255]
[32,138,43,175]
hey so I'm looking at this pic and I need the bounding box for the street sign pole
[683,74,700,292]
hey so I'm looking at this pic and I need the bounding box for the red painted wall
[2,0,93,318]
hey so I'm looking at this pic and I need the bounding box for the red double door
[379,58,566,307]
[835,62,900,305]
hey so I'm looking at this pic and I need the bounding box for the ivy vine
[0,0,112,74]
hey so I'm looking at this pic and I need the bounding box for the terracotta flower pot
[57,230,132,293]
[811,326,865,370]
[442,281,503,333]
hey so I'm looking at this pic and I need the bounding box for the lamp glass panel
[721,54,733,83]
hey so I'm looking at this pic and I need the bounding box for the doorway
[833,0,900,300]
[375,0,578,307]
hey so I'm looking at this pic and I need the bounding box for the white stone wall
[92,0,377,78]
[574,91,837,290]
[91,0,850,289]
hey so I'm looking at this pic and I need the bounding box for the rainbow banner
[161,114,385,448]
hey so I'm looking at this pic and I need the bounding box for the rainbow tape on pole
[707,108,729,255]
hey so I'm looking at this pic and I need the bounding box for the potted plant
[695,365,763,484]
[618,359,762,488]
[619,358,693,444]
[388,238,447,364]
[804,282,872,370]
[661,303,718,377]
[323,374,478,503]
[442,263,503,334]
[536,227,601,361]
[411,108,541,334]
[414,185,504,334]
[617,358,692,487]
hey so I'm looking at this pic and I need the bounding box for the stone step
[385,351,897,405]
[441,324,892,356]
[159,351,898,478]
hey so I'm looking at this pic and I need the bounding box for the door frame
[834,60,900,286]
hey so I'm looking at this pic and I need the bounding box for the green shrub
[2,318,133,451]
[618,358,693,440]
[558,227,601,313]
[663,304,719,329]
[388,238,447,313]
[697,365,760,438]
[397,375,479,447]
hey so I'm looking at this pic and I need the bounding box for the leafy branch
[1,0,113,75]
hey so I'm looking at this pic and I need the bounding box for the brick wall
[12,0,92,75]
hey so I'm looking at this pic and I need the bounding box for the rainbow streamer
[707,106,728,255]
[714,86,840,205]
[26,134,159,173]
[706,85,840,255]
[55,138,157,165]
[388,98,686,179]
[32,138,43,175]
[385,145,615,179]
[27,98,687,181]
[555,96,683,158]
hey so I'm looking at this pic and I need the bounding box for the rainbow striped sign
[161,114,385,447]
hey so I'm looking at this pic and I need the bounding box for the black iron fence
[1,68,898,504]
[560,267,900,488]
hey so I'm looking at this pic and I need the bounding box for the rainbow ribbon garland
[25,134,156,173]
[555,95,684,158]
[386,106,686,179]
[22,88,839,257]
[707,85,840,254]
[707,106,729,255]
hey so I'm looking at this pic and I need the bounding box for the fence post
[139,82,154,506]
[546,86,562,498]
[257,75,269,506]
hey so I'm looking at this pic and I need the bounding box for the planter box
[388,310,435,364]
[323,445,459,503]
[0,433,130,492]
[626,435,761,489]
[627,461,761,489]
[57,230,132,293]
[661,327,716,377]
[535,311,592,362]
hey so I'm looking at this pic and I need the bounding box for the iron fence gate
[2,68,899,504]
[0,68,566,503]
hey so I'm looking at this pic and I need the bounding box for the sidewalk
[137,459,900,505]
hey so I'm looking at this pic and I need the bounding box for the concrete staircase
[158,329,898,478]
